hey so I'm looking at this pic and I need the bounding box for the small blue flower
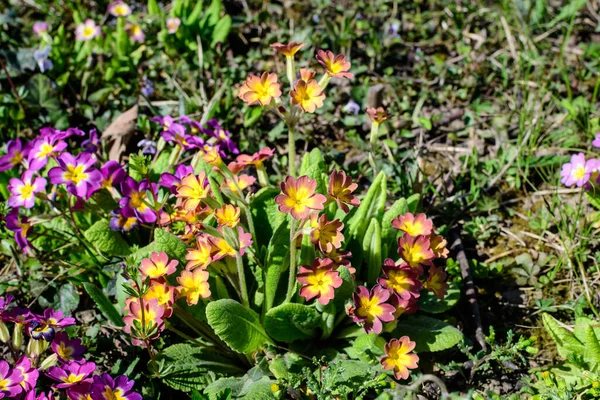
[34,46,53,73]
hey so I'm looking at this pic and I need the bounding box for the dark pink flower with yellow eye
[15,356,38,392]
[424,265,449,300]
[380,337,419,380]
[310,214,344,253]
[51,332,86,363]
[46,360,95,389]
[349,285,395,334]
[297,258,342,305]
[324,248,355,274]
[0,360,23,397]
[8,170,46,209]
[234,147,275,169]
[238,72,282,106]
[429,234,449,258]
[90,374,141,400]
[390,293,419,318]
[397,235,434,273]
[275,176,327,220]
[378,259,421,300]
[270,41,305,57]
[315,50,353,79]
[328,170,360,213]
[290,79,325,113]
[392,213,433,237]
[176,269,211,306]
[139,252,178,280]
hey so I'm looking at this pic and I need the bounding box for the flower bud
[12,323,23,349]
[27,338,48,357]
[38,353,59,370]
[0,320,10,343]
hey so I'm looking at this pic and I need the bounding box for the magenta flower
[0,360,23,398]
[33,21,49,36]
[0,139,28,171]
[99,161,126,190]
[66,382,91,400]
[126,24,145,43]
[36,308,76,329]
[27,136,67,171]
[46,361,96,389]
[26,390,58,400]
[593,133,600,148]
[82,129,101,153]
[5,210,33,254]
[348,285,396,334]
[159,164,194,193]
[119,177,157,223]
[90,374,141,400]
[202,119,239,155]
[0,295,13,316]
[561,153,594,187]
[15,356,39,392]
[161,125,202,150]
[109,208,138,232]
[75,19,101,41]
[377,259,421,300]
[8,170,47,209]
[51,332,86,362]
[48,152,101,198]
[151,115,183,132]
[2,307,32,324]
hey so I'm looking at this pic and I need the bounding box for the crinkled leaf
[393,315,463,352]
[58,283,80,315]
[84,219,130,256]
[419,282,461,314]
[263,220,290,310]
[265,303,321,342]
[542,313,585,358]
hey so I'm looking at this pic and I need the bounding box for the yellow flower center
[306,269,332,292]
[114,4,128,15]
[38,143,55,158]
[0,379,9,390]
[20,183,34,199]
[573,166,586,180]
[83,26,95,38]
[357,296,383,322]
[63,373,84,384]
[387,270,412,293]
[103,386,126,400]
[58,343,73,359]
[10,151,23,165]
[64,165,88,185]
[129,192,146,209]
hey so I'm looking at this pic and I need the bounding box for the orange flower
[176,172,209,211]
[315,50,353,79]
[275,176,327,220]
[424,265,449,300]
[297,258,342,305]
[310,214,344,253]
[270,41,305,57]
[429,234,449,258]
[328,170,360,213]
[391,213,433,237]
[300,68,316,82]
[139,252,178,280]
[224,174,256,194]
[177,269,211,306]
[397,235,434,273]
[214,204,241,228]
[203,145,222,166]
[290,79,325,113]
[238,72,282,106]
[366,107,391,124]
[185,236,212,270]
[144,281,175,317]
[380,337,419,380]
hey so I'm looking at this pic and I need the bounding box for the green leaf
[380,198,408,257]
[206,299,271,353]
[351,333,386,364]
[333,266,355,310]
[82,282,125,327]
[263,220,290,310]
[204,377,245,399]
[265,303,321,342]
[239,377,276,399]
[58,284,80,315]
[363,219,382,285]
[147,0,161,15]
[149,151,171,182]
[299,149,327,194]
[211,15,231,47]
[84,219,130,256]
[419,282,461,314]
[152,228,188,263]
[393,316,463,352]
[251,187,285,249]
[25,74,60,111]
[548,0,586,27]
[582,324,600,365]
[541,313,585,358]
[158,343,244,392]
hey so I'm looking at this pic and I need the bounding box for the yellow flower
[214,204,241,228]
[176,172,209,211]
[177,269,211,306]
[238,72,282,106]
[185,236,212,270]
[270,41,305,57]
[380,337,419,380]
[290,79,325,113]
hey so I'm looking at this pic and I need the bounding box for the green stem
[235,252,249,307]
[285,55,295,88]
[368,122,380,178]
[285,220,298,303]
[288,124,297,177]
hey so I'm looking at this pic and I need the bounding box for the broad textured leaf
[149,228,188,263]
[333,266,355,310]
[419,282,461,314]
[351,333,386,364]
[265,304,321,342]
[238,377,276,399]
[204,377,245,399]
[82,282,125,327]
[542,313,585,358]
[158,343,244,392]
[251,187,284,248]
[263,220,290,310]
[299,148,327,194]
[583,324,600,365]
[206,299,271,353]
[84,219,130,256]
[26,74,60,110]
[393,315,463,352]
[363,219,382,285]
[58,284,80,315]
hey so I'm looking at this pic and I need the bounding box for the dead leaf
[102,105,138,161]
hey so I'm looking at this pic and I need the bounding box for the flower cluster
[347,212,449,334]
[0,295,140,399]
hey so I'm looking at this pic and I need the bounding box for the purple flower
[137,138,157,155]
[48,152,101,198]
[8,170,47,209]
[100,161,126,189]
[15,356,39,392]
[343,99,360,115]
[52,128,86,141]
[34,46,53,73]
[5,210,33,254]
[140,76,154,97]
[66,382,91,400]
[2,307,32,324]
[126,24,145,43]
[0,295,13,316]
[161,125,202,150]
[119,177,157,223]
[561,153,594,187]
[109,208,138,232]
[593,133,600,148]
[151,115,183,132]
[159,164,194,193]
[0,139,28,171]
[201,119,238,155]
[33,22,49,36]
[46,361,96,389]
[0,360,23,398]
[28,136,67,171]
[91,374,141,400]
[51,332,86,362]
[24,390,57,400]
[37,308,76,329]
[82,129,101,153]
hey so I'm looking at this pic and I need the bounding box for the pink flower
[561,153,594,187]
[8,170,46,209]
[348,285,395,334]
[0,360,23,398]
[377,259,421,300]
[46,361,96,389]
[51,332,86,362]
[139,252,178,280]
[75,19,101,41]
[391,213,433,237]
[275,176,327,220]
[15,356,39,392]
[166,18,181,34]
[297,258,343,305]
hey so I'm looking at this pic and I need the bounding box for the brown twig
[0,57,26,113]
[450,228,487,352]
